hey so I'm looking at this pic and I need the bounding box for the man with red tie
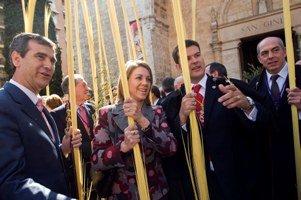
[161,39,270,200]
[51,74,95,199]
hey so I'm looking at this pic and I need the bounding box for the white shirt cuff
[243,106,258,121]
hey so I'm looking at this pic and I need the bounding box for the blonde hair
[117,60,153,104]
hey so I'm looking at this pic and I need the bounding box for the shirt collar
[165,91,172,96]
[9,79,40,104]
[266,62,288,80]
[191,74,207,90]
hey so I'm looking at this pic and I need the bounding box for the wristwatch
[244,96,255,111]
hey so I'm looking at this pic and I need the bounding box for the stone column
[52,0,68,77]
[251,0,259,15]
[221,40,242,79]
[211,41,222,63]
[266,0,273,12]
[258,0,268,14]
[210,7,222,64]
[140,0,158,82]
[141,14,156,81]
[142,0,171,84]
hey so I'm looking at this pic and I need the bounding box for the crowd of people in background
[0,32,301,200]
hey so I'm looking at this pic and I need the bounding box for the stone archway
[220,0,232,24]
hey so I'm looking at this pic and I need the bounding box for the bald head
[257,36,287,74]
[256,37,285,55]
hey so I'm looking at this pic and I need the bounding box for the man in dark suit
[0,33,82,199]
[162,39,270,200]
[159,77,175,106]
[51,74,95,199]
[151,85,161,105]
[249,36,301,200]
[205,62,228,78]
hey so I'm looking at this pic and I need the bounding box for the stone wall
[167,0,221,77]
[61,0,301,89]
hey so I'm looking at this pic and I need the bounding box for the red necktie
[193,85,213,169]
[36,98,56,142]
[193,84,204,126]
[79,105,90,134]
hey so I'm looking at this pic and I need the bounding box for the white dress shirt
[266,63,301,118]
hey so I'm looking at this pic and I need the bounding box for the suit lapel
[84,103,95,137]
[258,73,289,111]
[77,111,92,143]
[204,78,219,128]
[43,107,60,145]
[279,77,289,109]
[77,103,94,138]
[142,104,155,123]
[4,83,57,145]
[112,102,129,132]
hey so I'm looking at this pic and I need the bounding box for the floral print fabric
[92,102,177,200]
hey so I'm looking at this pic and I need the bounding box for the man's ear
[257,55,263,65]
[175,64,182,73]
[11,51,21,68]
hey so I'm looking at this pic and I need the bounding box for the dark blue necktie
[270,74,280,108]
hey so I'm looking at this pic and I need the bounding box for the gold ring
[236,95,241,100]
[130,131,135,135]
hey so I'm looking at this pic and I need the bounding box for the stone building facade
[52,0,301,87]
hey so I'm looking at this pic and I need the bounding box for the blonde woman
[92,60,177,200]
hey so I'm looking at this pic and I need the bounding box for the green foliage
[242,64,263,83]
[3,0,63,96]
[3,0,24,78]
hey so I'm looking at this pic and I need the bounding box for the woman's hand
[123,97,150,129]
[120,124,140,153]
[123,98,143,121]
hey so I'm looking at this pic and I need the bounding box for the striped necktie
[36,98,56,142]
[78,105,90,134]
[270,74,280,108]
[193,84,204,126]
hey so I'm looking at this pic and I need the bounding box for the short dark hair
[151,85,161,99]
[162,77,175,93]
[9,32,56,68]
[208,62,228,77]
[61,74,84,95]
[172,39,201,64]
